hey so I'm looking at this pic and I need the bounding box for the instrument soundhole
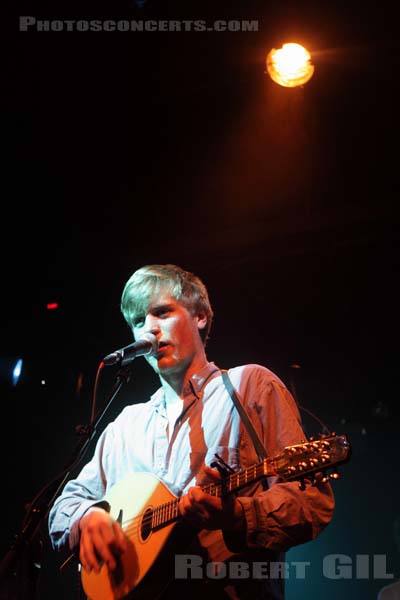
[141,507,153,540]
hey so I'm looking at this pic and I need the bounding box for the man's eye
[133,318,144,327]
[157,308,170,318]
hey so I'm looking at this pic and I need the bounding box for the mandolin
[81,433,351,600]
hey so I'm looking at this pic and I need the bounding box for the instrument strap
[221,370,268,462]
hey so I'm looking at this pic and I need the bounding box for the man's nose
[144,315,161,335]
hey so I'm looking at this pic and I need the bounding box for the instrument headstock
[273,433,351,488]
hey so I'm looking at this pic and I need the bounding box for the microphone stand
[0,363,132,599]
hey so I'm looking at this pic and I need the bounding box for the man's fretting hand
[178,466,245,531]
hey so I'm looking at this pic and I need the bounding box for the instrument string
[117,468,263,534]
[109,441,340,536]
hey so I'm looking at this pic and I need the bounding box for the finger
[203,466,222,480]
[111,521,128,553]
[179,493,207,526]
[178,494,189,518]
[81,521,123,573]
[79,513,107,572]
[183,489,226,530]
[80,532,103,573]
[188,486,222,511]
[96,525,126,571]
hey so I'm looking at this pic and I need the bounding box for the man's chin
[148,355,176,373]
[157,360,178,374]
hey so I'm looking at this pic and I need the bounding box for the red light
[46,302,59,310]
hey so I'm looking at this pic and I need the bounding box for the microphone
[102,333,158,366]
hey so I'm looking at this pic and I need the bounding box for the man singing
[49,264,334,599]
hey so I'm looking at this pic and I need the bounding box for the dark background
[2,0,399,598]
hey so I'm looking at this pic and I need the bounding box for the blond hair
[121,264,213,344]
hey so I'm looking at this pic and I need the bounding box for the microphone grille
[140,332,159,354]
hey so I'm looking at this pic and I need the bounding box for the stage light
[266,43,314,88]
[12,358,23,386]
[0,356,24,386]
[46,302,59,310]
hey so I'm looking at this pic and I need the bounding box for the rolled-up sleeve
[225,365,335,552]
[238,478,334,551]
[48,426,112,552]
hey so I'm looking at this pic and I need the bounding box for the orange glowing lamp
[266,43,314,88]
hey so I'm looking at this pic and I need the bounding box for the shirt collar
[149,361,220,406]
[189,361,220,398]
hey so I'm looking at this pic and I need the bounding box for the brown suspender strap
[221,370,268,462]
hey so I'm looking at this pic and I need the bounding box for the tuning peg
[329,468,340,480]
[319,471,329,483]
[298,478,306,491]
[309,436,315,442]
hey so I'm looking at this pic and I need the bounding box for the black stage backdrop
[2,1,399,598]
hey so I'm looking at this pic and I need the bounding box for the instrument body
[82,434,351,600]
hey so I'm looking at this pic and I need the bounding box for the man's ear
[197,310,207,331]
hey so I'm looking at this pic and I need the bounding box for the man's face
[132,290,207,376]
